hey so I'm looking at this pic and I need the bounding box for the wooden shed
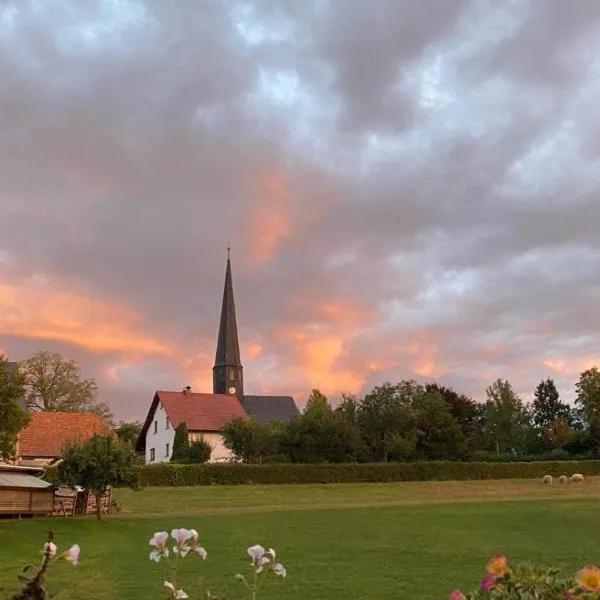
[0,465,54,517]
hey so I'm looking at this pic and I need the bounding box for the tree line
[221,370,600,464]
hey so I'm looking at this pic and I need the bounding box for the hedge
[135,460,600,487]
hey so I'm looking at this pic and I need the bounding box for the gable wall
[188,432,234,462]
[144,402,175,463]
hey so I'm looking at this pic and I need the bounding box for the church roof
[214,253,241,368]
[241,395,299,424]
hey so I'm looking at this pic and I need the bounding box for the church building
[136,251,298,463]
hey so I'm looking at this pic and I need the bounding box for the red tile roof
[18,412,114,458]
[156,391,247,432]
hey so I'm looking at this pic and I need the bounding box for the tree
[425,383,484,456]
[575,366,600,426]
[532,378,572,428]
[222,417,274,463]
[357,381,422,461]
[483,379,530,455]
[19,351,112,423]
[543,417,573,449]
[278,389,364,463]
[58,434,137,519]
[0,356,30,462]
[412,391,464,460]
[115,421,142,447]
[171,422,190,461]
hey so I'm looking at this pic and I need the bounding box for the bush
[136,459,600,487]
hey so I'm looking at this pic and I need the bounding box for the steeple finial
[227,243,230,260]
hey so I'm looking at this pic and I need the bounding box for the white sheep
[543,474,553,484]
[558,475,568,484]
[569,473,584,483]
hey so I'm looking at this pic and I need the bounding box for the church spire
[213,248,243,398]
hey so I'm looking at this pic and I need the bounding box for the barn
[0,464,54,518]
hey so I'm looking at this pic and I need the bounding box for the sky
[2,0,600,422]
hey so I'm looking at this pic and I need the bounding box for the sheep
[542,474,553,484]
[558,475,568,485]
[569,473,584,484]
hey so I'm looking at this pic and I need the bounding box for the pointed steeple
[213,247,243,398]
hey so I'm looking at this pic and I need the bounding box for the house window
[150,448,155,461]
[165,443,169,457]
[166,416,170,429]
[153,421,157,434]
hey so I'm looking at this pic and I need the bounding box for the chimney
[182,386,191,395]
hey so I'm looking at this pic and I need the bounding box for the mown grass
[0,479,599,599]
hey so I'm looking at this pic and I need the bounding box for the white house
[136,388,248,463]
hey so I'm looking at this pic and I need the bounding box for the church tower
[213,248,243,400]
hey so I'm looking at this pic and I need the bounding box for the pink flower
[188,528,207,559]
[247,544,266,567]
[149,531,169,562]
[63,544,80,566]
[171,528,194,557]
[449,590,466,600]
[171,528,193,546]
[480,573,496,591]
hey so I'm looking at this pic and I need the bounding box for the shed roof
[0,472,52,490]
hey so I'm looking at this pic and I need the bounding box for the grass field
[1,478,599,599]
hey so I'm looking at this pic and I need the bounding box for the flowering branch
[12,531,79,600]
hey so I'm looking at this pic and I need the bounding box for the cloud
[2,0,600,420]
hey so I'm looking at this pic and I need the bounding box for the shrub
[449,553,600,598]
[187,439,212,463]
[136,459,600,487]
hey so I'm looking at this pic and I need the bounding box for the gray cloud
[1,0,600,420]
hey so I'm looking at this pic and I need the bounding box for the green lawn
[1,479,599,599]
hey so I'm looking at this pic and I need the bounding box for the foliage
[148,528,286,599]
[357,381,422,461]
[0,356,30,461]
[171,423,190,462]
[170,423,213,463]
[222,417,274,463]
[12,532,79,599]
[425,384,484,457]
[484,379,530,455]
[135,459,600,487]
[575,367,600,426]
[58,434,137,519]
[18,350,112,423]
[412,391,465,460]
[543,417,573,449]
[277,389,364,463]
[449,554,600,599]
[116,421,143,447]
[188,439,212,463]
[532,378,573,428]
